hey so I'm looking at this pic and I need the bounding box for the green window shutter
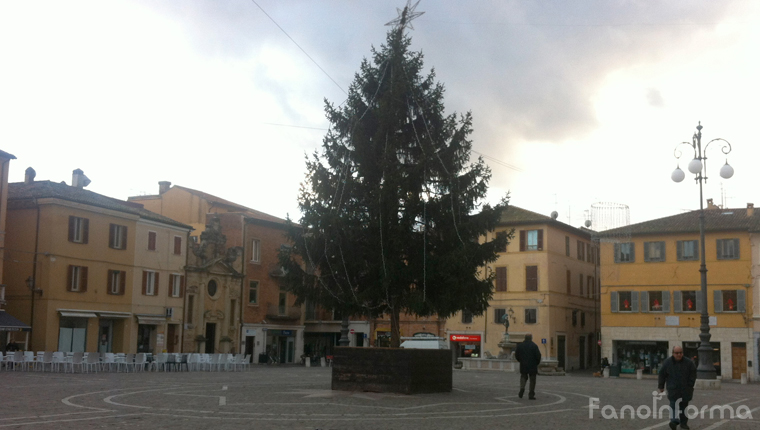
[640,291,649,313]
[737,289,746,313]
[734,239,740,259]
[662,291,670,313]
[673,291,682,313]
[676,241,682,260]
[644,242,650,261]
[631,244,636,262]
[614,243,620,263]
[631,291,639,312]
[611,291,618,312]
[713,290,722,313]
[696,291,704,313]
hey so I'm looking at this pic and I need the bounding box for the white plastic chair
[101,353,116,372]
[23,351,35,371]
[38,351,54,372]
[134,353,146,372]
[52,352,66,372]
[84,352,100,373]
[151,353,167,371]
[69,352,84,373]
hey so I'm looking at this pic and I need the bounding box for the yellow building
[447,206,599,371]
[599,203,756,380]
[3,169,191,353]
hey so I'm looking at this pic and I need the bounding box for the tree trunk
[390,305,401,348]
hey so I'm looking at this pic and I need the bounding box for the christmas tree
[280,2,509,348]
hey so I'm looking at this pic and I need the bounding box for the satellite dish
[585,220,592,228]
[550,211,558,220]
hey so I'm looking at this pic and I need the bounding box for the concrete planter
[331,347,452,394]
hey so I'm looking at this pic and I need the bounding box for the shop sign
[244,329,257,336]
[450,334,481,342]
[281,330,293,336]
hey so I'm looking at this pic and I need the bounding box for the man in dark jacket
[515,333,542,399]
[658,346,697,430]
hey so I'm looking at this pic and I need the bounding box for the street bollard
[741,373,747,384]
[636,369,643,380]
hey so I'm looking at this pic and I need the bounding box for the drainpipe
[30,200,40,350]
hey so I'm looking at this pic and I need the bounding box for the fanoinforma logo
[588,391,753,420]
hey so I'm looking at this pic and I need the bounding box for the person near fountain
[515,333,541,400]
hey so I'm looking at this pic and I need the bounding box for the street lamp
[671,122,733,381]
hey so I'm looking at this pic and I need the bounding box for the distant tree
[280,5,509,348]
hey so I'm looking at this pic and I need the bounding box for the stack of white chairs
[101,353,116,372]
[134,353,146,372]
[51,352,66,372]
[151,353,167,372]
[22,351,35,371]
[37,351,54,372]
[83,352,100,372]
[69,352,84,373]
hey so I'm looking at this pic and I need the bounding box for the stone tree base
[331,347,452,394]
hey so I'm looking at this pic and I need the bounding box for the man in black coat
[658,346,697,430]
[515,333,542,399]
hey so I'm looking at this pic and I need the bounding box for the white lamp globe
[688,158,703,174]
[720,161,734,179]
[671,166,685,183]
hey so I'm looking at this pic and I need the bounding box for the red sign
[450,334,481,342]
[598,340,602,346]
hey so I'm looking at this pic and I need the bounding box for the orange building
[3,169,191,353]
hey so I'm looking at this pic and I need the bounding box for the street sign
[350,329,355,334]
[598,340,602,346]
[541,338,546,344]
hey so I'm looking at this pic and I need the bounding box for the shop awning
[135,314,166,325]
[0,310,31,332]
[97,311,131,319]
[59,311,98,318]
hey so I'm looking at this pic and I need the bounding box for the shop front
[613,340,669,375]
[266,329,296,363]
[449,334,482,358]
[683,341,721,376]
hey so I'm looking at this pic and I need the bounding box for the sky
[2,0,759,230]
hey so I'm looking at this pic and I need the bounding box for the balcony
[266,304,301,321]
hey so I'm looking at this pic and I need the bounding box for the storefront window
[614,340,669,375]
[683,342,721,375]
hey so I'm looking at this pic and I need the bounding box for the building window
[68,216,89,244]
[169,274,184,297]
[67,265,88,292]
[230,300,236,326]
[572,310,578,326]
[566,270,571,294]
[495,267,507,292]
[109,224,127,250]
[579,274,584,296]
[525,266,538,291]
[107,270,125,295]
[248,280,259,304]
[577,241,585,260]
[644,241,666,262]
[461,309,473,324]
[565,236,570,256]
[525,308,537,324]
[677,240,699,261]
[251,239,261,263]
[675,290,698,312]
[519,229,543,251]
[581,311,586,327]
[207,280,218,297]
[586,243,592,263]
[142,271,158,296]
[715,289,745,313]
[614,242,635,263]
[647,291,664,311]
[611,291,637,312]
[173,236,182,255]
[148,231,157,251]
[716,238,739,260]
[587,276,594,298]
[494,308,506,324]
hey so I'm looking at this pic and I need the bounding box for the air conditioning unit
[165,307,174,318]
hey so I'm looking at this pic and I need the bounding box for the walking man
[515,333,541,400]
[658,345,697,430]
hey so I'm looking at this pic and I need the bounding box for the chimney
[24,167,36,184]
[159,181,171,194]
[748,203,754,217]
[72,169,91,189]
[706,198,720,209]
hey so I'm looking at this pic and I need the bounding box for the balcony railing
[266,304,301,321]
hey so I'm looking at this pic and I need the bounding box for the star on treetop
[385,0,424,31]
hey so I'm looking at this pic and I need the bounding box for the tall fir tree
[280,5,509,348]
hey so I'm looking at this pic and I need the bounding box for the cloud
[646,88,665,108]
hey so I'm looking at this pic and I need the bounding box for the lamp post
[26,276,42,351]
[671,122,734,381]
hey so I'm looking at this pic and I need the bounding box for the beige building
[3,169,191,353]
[447,206,599,371]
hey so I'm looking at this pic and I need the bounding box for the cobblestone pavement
[1,367,759,429]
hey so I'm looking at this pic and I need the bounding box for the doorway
[732,342,747,380]
[98,320,113,353]
[557,335,566,371]
[166,324,178,353]
[205,323,216,354]
[579,336,586,370]
[245,336,255,360]
[137,325,154,353]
